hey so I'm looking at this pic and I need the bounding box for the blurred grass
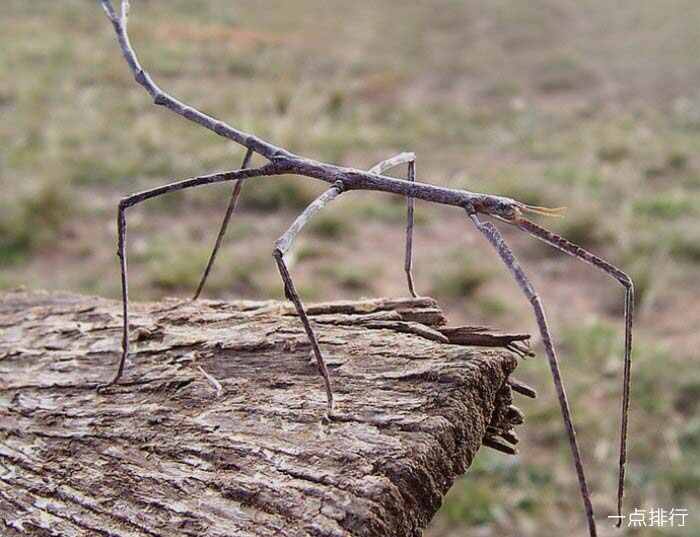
[2,1,700,535]
[0,180,75,266]
[430,251,491,299]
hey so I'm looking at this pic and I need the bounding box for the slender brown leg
[369,152,418,297]
[99,201,129,388]
[515,217,634,524]
[273,184,343,417]
[98,165,276,389]
[468,211,597,537]
[404,159,417,297]
[193,148,254,300]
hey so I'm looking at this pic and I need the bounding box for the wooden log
[0,289,528,537]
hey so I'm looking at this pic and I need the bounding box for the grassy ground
[2,1,699,535]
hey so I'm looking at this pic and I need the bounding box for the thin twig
[96,3,637,534]
[368,152,415,175]
[405,159,417,297]
[369,152,418,295]
[197,366,223,397]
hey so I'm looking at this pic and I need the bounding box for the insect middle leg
[195,151,418,301]
[193,148,254,300]
[272,183,344,418]
[369,152,418,297]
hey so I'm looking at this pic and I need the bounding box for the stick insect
[97,2,634,535]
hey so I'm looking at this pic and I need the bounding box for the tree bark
[0,289,528,537]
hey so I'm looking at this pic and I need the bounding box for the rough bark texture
[0,289,526,537]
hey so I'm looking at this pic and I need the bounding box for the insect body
[98,2,633,536]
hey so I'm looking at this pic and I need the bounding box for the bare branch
[97,0,513,211]
[368,152,419,296]
[120,164,281,208]
[405,159,418,297]
[95,3,638,534]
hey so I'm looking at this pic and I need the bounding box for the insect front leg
[272,183,343,418]
[467,211,598,537]
[514,216,634,524]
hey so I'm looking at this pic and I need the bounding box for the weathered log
[0,289,527,537]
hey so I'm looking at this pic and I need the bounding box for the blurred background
[1,1,699,535]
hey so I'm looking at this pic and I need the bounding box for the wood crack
[0,289,528,537]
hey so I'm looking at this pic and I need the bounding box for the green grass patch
[308,212,348,239]
[597,144,630,163]
[430,252,491,299]
[633,192,697,220]
[544,165,603,190]
[477,296,509,317]
[0,181,74,266]
[552,211,614,250]
[244,176,321,212]
[145,240,264,295]
[669,229,700,263]
[318,263,375,292]
[561,319,618,365]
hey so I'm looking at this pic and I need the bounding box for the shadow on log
[0,289,530,537]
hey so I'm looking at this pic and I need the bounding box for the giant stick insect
[97,2,634,535]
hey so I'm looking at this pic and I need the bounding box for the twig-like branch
[97,2,636,535]
[405,159,418,297]
[368,152,416,175]
[100,0,283,158]
[369,152,419,296]
[120,165,281,208]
